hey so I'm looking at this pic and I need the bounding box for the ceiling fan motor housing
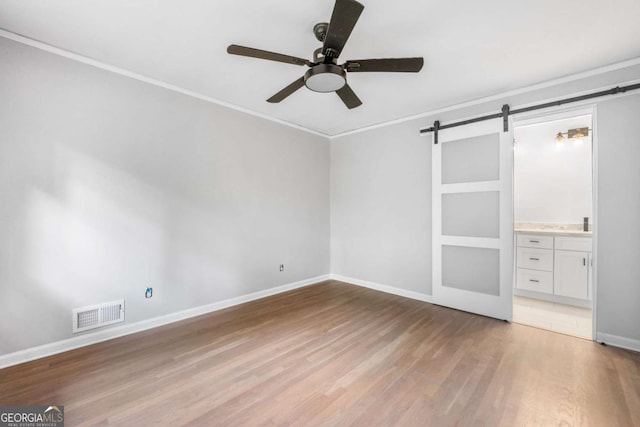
[304,64,346,92]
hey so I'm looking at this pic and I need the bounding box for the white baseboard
[596,332,640,353]
[9,273,635,369]
[330,274,433,304]
[0,274,330,369]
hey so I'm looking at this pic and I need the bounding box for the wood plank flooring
[1,280,639,426]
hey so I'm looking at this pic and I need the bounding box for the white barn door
[432,119,513,321]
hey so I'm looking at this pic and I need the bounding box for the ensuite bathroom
[512,111,593,339]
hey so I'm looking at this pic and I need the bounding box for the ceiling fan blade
[336,84,362,109]
[267,77,306,103]
[323,0,364,59]
[344,58,424,72]
[227,44,311,66]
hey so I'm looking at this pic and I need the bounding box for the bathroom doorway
[512,109,594,339]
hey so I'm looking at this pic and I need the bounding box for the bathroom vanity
[514,226,592,308]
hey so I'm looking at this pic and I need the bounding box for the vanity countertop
[514,228,592,237]
[514,222,592,237]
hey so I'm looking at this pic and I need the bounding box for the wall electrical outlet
[145,287,153,298]
[279,264,284,272]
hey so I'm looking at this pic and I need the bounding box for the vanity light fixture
[555,127,590,144]
[568,127,589,139]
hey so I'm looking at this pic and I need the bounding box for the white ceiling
[1,0,640,136]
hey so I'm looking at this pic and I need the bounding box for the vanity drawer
[517,247,554,271]
[517,234,554,250]
[517,268,553,294]
[555,236,592,252]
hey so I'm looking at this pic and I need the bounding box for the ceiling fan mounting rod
[323,48,338,60]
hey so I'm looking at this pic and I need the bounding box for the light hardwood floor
[1,280,639,426]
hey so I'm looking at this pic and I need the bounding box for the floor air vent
[73,300,125,333]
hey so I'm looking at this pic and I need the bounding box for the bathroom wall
[514,115,593,225]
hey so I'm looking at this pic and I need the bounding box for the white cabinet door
[554,250,589,299]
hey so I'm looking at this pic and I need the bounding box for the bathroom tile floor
[513,295,592,339]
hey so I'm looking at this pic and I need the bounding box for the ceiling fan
[227,0,424,109]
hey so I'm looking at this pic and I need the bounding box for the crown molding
[329,57,640,140]
[2,27,639,141]
[0,28,330,139]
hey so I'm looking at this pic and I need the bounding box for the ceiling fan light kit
[305,64,346,92]
[227,0,424,109]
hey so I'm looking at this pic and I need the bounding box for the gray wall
[331,121,432,294]
[596,94,640,342]
[331,69,640,343]
[0,38,330,355]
